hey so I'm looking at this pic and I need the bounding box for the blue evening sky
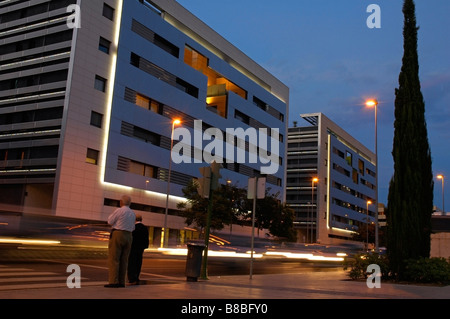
[175,0,450,210]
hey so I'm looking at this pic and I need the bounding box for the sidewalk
[0,268,448,300]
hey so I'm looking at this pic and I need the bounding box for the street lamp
[162,118,181,247]
[366,200,372,251]
[365,99,379,251]
[437,174,445,215]
[311,177,318,243]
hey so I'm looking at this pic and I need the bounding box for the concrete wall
[430,233,450,259]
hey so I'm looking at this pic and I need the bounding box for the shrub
[403,257,450,284]
[343,252,390,280]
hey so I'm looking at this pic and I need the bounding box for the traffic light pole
[249,179,257,279]
[199,161,221,280]
[200,185,213,280]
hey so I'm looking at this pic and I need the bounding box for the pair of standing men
[104,195,149,288]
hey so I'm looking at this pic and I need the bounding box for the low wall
[430,233,450,259]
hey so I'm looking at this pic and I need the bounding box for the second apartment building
[287,113,377,246]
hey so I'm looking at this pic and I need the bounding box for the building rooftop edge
[150,0,289,104]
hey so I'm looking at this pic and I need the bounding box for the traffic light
[197,166,211,198]
[210,161,222,191]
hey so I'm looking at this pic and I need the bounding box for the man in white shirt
[105,195,136,288]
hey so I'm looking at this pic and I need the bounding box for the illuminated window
[184,45,247,119]
[136,93,150,108]
[86,148,99,165]
[150,100,161,114]
[358,159,365,175]
[129,160,157,178]
[352,168,359,184]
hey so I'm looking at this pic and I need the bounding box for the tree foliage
[387,0,434,278]
[177,180,296,241]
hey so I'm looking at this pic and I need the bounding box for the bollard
[185,243,205,282]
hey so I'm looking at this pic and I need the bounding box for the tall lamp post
[366,99,379,251]
[437,174,445,215]
[311,177,318,243]
[162,118,181,248]
[366,200,372,251]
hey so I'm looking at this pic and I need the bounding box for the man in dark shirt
[127,214,149,285]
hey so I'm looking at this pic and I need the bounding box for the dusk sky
[176,0,450,210]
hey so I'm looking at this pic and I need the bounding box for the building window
[103,3,115,21]
[234,110,250,125]
[98,37,111,54]
[352,168,359,184]
[86,148,99,165]
[358,159,365,175]
[129,160,157,178]
[90,111,103,128]
[136,93,150,108]
[345,151,352,166]
[94,75,107,92]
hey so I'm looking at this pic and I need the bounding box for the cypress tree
[387,0,434,278]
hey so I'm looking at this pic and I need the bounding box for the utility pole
[197,161,221,280]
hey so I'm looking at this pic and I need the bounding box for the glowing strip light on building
[327,134,331,230]
[99,0,123,187]
[98,1,188,204]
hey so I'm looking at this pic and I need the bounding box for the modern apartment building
[0,0,288,245]
[287,113,376,246]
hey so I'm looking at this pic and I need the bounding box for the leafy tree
[244,190,296,241]
[176,180,241,232]
[177,180,296,241]
[386,0,434,278]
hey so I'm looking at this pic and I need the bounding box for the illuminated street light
[437,174,445,215]
[162,118,181,247]
[365,99,379,251]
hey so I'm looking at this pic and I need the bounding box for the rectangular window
[136,93,150,109]
[131,52,199,98]
[144,165,156,178]
[129,160,157,178]
[103,3,115,21]
[234,110,250,125]
[352,168,359,184]
[90,111,103,128]
[129,161,145,175]
[94,75,107,92]
[345,151,352,166]
[86,148,99,165]
[150,100,162,114]
[99,37,111,54]
[358,159,365,175]
[133,126,160,145]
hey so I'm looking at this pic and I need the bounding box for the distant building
[0,0,288,245]
[287,113,377,246]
